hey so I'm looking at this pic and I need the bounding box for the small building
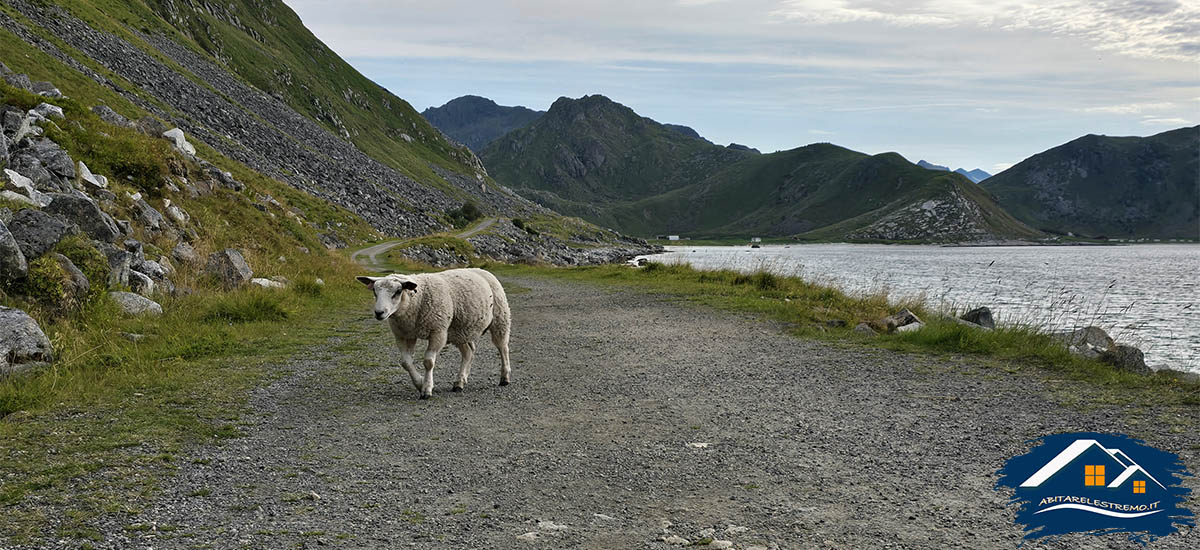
[750,237,762,243]
[667,235,680,241]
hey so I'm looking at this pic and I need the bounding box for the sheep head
[357,274,418,320]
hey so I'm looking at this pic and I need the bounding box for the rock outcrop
[0,306,53,376]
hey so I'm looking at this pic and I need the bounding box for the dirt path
[350,218,499,270]
[78,277,1196,549]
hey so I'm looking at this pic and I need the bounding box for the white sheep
[357,268,511,399]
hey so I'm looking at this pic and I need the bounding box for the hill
[483,95,1038,242]
[481,94,753,219]
[422,95,544,152]
[982,127,1199,239]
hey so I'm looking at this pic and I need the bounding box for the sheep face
[357,275,419,320]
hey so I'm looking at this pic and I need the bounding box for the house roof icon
[1019,439,1166,490]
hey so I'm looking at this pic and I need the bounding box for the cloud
[1140,116,1193,125]
[1081,102,1176,114]
[771,0,1200,61]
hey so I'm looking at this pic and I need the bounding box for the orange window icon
[1084,465,1106,486]
[1133,480,1146,494]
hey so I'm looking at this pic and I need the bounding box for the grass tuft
[201,291,290,324]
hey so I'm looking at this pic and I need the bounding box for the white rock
[3,169,51,207]
[662,535,690,545]
[708,541,734,549]
[896,321,925,333]
[162,128,196,156]
[592,513,615,521]
[110,291,162,316]
[77,161,107,188]
[163,199,190,225]
[314,278,325,286]
[30,102,64,120]
[0,190,36,207]
[10,115,32,142]
[688,442,710,449]
[515,532,539,542]
[250,277,286,289]
[725,525,749,534]
[699,528,716,537]
[537,520,568,531]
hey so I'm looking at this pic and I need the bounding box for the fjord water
[649,244,1199,373]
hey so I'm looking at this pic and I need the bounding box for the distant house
[750,237,762,243]
[667,235,680,241]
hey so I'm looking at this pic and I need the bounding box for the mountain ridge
[421,95,544,152]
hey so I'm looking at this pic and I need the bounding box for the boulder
[3,168,52,207]
[110,291,162,316]
[1100,345,1150,375]
[52,253,90,306]
[9,154,62,192]
[24,138,75,179]
[129,270,154,296]
[44,193,120,243]
[853,322,878,336]
[30,103,65,121]
[942,314,993,331]
[205,248,253,289]
[91,105,133,128]
[31,82,62,98]
[2,110,30,141]
[960,306,995,329]
[2,72,33,92]
[134,199,167,233]
[1055,326,1115,359]
[77,161,108,189]
[135,117,168,137]
[0,132,7,166]
[0,219,28,280]
[0,190,36,207]
[96,242,131,288]
[0,306,53,376]
[895,321,925,333]
[124,239,145,265]
[163,199,189,225]
[136,259,168,281]
[250,277,286,289]
[7,208,71,260]
[162,128,196,156]
[880,308,922,332]
[171,241,198,265]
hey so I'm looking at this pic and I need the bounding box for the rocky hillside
[482,95,1038,242]
[982,126,1199,240]
[481,94,755,224]
[421,95,544,152]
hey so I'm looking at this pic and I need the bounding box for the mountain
[481,94,754,213]
[0,0,651,263]
[918,160,991,183]
[482,95,1039,242]
[955,168,992,183]
[982,127,1199,240]
[422,95,544,152]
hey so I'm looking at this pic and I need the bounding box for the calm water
[647,244,1200,373]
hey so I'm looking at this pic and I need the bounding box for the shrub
[512,218,525,230]
[16,255,69,306]
[54,235,109,294]
[446,201,483,228]
[201,292,290,324]
[291,278,324,297]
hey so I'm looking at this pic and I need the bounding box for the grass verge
[487,262,1200,412]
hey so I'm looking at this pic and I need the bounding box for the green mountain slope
[482,95,1040,242]
[422,95,544,152]
[481,95,754,215]
[982,126,1199,240]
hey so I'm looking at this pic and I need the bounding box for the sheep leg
[421,331,447,399]
[453,341,476,392]
[399,337,422,392]
[490,323,511,386]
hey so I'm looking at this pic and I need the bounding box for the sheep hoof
[452,386,463,392]
[499,379,509,386]
[419,394,430,400]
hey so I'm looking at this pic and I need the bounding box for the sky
[284,0,1200,174]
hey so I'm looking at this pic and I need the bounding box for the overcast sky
[285,0,1199,173]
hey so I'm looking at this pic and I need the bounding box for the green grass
[490,262,1199,410]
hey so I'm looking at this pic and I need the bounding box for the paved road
[68,276,1196,549]
[350,217,499,270]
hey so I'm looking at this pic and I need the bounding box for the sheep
[357,268,511,399]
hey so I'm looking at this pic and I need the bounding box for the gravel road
[86,276,1197,549]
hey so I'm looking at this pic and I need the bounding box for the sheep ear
[356,276,378,289]
[402,281,417,291]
